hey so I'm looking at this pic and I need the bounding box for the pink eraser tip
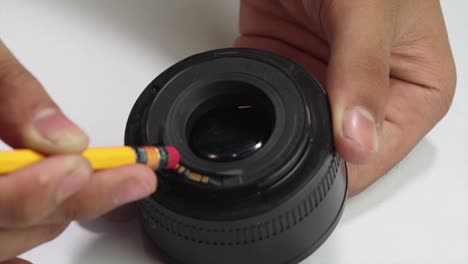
[165,146,181,169]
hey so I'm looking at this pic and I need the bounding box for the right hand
[236,0,456,196]
[0,41,157,263]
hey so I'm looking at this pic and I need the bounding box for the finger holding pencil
[0,40,177,261]
[0,145,181,229]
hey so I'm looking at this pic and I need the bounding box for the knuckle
[345,54,390,108]
[1,172,54,226]
[1,185,37,226]
[439,69,457,114]
[0,60,47,106]
[428,64,457,119]
[0,61,31,91]
[0,57,19,81]
[0,65,43,123]
[355,54,389,81]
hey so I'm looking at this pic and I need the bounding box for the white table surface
[1,1,467,263]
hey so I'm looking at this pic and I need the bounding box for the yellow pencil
[0,146,180,175]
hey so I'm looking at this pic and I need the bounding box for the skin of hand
[235,0,456,195]
[0,42,157,262]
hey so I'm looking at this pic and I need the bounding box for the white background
[1,1,467,263]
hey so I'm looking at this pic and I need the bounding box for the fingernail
[343,107,379,153]
[113,177,154,206]
[57,165,92,203]
[32,108,88,150]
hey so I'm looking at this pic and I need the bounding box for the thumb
[323,0,394,163]
[0,41,88,154]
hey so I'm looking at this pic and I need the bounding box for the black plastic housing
[125,48,347,264]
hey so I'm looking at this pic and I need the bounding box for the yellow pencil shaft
[0,146,137,174]
[0,150,44,174]
[83,147,136,170]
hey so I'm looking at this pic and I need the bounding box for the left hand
[0,41,157,263]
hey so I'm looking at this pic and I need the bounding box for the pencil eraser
[165,146,181,169]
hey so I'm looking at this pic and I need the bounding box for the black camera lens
[125,48,347,264]
[187,81,275,162]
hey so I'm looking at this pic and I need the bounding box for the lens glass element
[187,81,275,162]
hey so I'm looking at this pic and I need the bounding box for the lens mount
[145,56,310,190]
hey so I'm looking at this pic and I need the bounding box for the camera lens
[187,81,275,162]
[125,48,347,264]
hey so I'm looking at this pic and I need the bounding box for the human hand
[236,0,456,195]
[0,42,157,262]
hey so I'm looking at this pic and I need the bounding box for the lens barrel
[125,48,347,264]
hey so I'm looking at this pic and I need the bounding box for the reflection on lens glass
[188,88,275,162]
